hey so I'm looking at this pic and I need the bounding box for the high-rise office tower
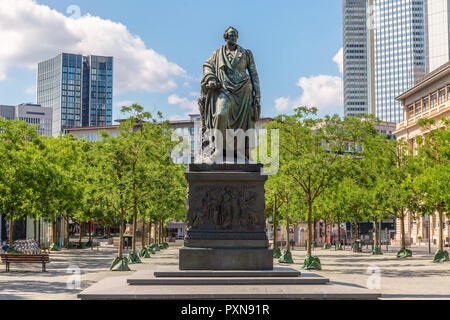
[343,0,370,118]
[427,0,450,71]
[343,0,428,123]
[373,0,428,123]
[37,53,113,135]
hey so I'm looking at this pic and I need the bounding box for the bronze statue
[198,26,261,162]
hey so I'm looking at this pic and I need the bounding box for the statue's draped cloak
[199,45,260,138]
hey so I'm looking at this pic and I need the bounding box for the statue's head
[223,26,238,46]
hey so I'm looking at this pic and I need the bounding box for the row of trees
[261,107,449,269]
[0,104,186,269]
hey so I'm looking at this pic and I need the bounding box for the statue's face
[225,29,238,46]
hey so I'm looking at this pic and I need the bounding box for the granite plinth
[181,163,272,270]
[179,247,273,270]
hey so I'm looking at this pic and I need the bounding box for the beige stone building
[393,61,450,247]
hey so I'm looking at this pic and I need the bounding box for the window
[422,97,429,112]
[431,93,437,108]
[408,105,414,117]
[438,88,445,105]
[415,101,421,115]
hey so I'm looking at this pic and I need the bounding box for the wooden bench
[0,254,50,272]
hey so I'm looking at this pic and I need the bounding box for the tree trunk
[141,220,146,248]
[33,218,37,241]
[132,203,138,254]
[273,195,277,250]
[352,219,359,252]
[118,209,125,259]
[307,200,312,257]
[324,219,328,245]
[78,222,83,246]
[107,226,111,237]
[313,218,317,245]
[438,206,444,252]
[337,216,341,244]
[374,220,379,248]
[153,222,157,244]
[400,209,406,250]
[148,221,152,245]
[8,217,13,248]
[38,219,41,247]
[88,220,92,243]
[286,212,291,252]
[65,216,70,246]
[52,217,57,244]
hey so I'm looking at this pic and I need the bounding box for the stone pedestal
[179,163,273,270]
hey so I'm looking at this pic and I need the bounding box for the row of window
[407,85,449,119]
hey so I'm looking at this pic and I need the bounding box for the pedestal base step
[78,274,380,300]
[154,266,300,278]
[127,271,328,286]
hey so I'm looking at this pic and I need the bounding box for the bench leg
[42,262,46,272]
[6,262,9,272]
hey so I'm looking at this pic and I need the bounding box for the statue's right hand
[206,79,219,89]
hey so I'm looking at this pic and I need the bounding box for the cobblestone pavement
[0,244,449,299]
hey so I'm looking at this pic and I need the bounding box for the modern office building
[0,103,52,136]
[373,0,428,123]
[343,0,429,123]
[37,53,113,136]
[343,0,370,118]
[427,0,450,71]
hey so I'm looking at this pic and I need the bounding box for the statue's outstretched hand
[206,79,220,90]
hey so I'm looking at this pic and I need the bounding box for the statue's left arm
[246,50,261,119]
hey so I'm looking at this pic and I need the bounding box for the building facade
[37,53,113,136]
[373,0,428,123]
[427,0,450,71]
[0,103,52,136]
[393,61,450,246]
[343,1,429,123]
[343,0,370,118]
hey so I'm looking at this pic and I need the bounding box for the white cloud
[168,94,199,120]
[274,48,343,114]
[296,75,343,111]
[168,94,198,111]
[0,0,185,93]
[274,97,291,112]
[333,48,343,74]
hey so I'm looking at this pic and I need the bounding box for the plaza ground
[0,243,449,300]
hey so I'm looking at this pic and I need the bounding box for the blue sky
[0,0,344,122]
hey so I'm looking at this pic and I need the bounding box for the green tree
[415,117,450,262]
[0,118,40,251]
[265,108,376,269]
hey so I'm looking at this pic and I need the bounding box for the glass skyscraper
[37,53,113,135]
[343,0,370,118]
[427,0,450,71]
[342,0,428,123]
[373,0,427,123]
